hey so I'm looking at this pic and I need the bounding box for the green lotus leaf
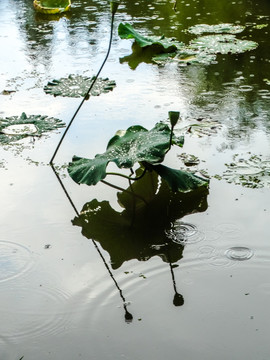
[150,164,209,193]
[187,23,245,35]
[118,23,184,52]
[0,112,65,144]
[68,122,184,186]
[189,34,258,54]
[44,75,116,98]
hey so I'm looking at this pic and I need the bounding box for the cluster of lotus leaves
[118,23,258,67]
[0,112,65,144]
[68,121,209,193]
[44,75,116,98]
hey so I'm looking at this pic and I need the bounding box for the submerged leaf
[68,122,184,186]
[44,75,116,98]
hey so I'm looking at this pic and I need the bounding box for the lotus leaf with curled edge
[68,122,185,186]
[44,75,116,98]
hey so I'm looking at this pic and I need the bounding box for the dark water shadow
[72,170,208,309]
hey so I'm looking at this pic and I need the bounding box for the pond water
[0,0,270,359]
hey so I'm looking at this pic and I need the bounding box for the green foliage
[150,164,209,193]
[68,122,184,186]
[118,23,258,68]
[44,75,116,98]
[189,34,258,55]
[187,23,245,35]
[118,23,184,52]
[0,112,65,144]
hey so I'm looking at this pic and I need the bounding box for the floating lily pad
[119,23,258,68]
[178,153,200,167]
[187,24,245,35]
[221,154,270,188]
[44,75,116,98]
[0,112,65,144]
[189,34,258,54]
[183,118,222,137]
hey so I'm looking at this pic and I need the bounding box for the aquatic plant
[68,112,208,192]
[0,112,65,144]
[222,154,270,188]
[118,22,258,67]
[44,75,116,98]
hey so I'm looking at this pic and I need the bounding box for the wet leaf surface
[68,122,184,186]
[0,112,65,144]
[187,23,245,35]
[44,75,116,98]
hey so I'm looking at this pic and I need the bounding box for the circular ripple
[166,222,205,245]
[225,247,254,261]
[0,241,35,282]
[0,285,72,340]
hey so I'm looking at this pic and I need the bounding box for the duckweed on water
[44,75,116,98]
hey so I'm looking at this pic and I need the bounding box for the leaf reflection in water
[72,170,208,307]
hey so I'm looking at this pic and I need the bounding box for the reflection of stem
[166,243,184,307]
[50,10,116,165]
[101,179,148,205]
[50,163,134,322]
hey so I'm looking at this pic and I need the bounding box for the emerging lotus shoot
[169,111,180,129]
